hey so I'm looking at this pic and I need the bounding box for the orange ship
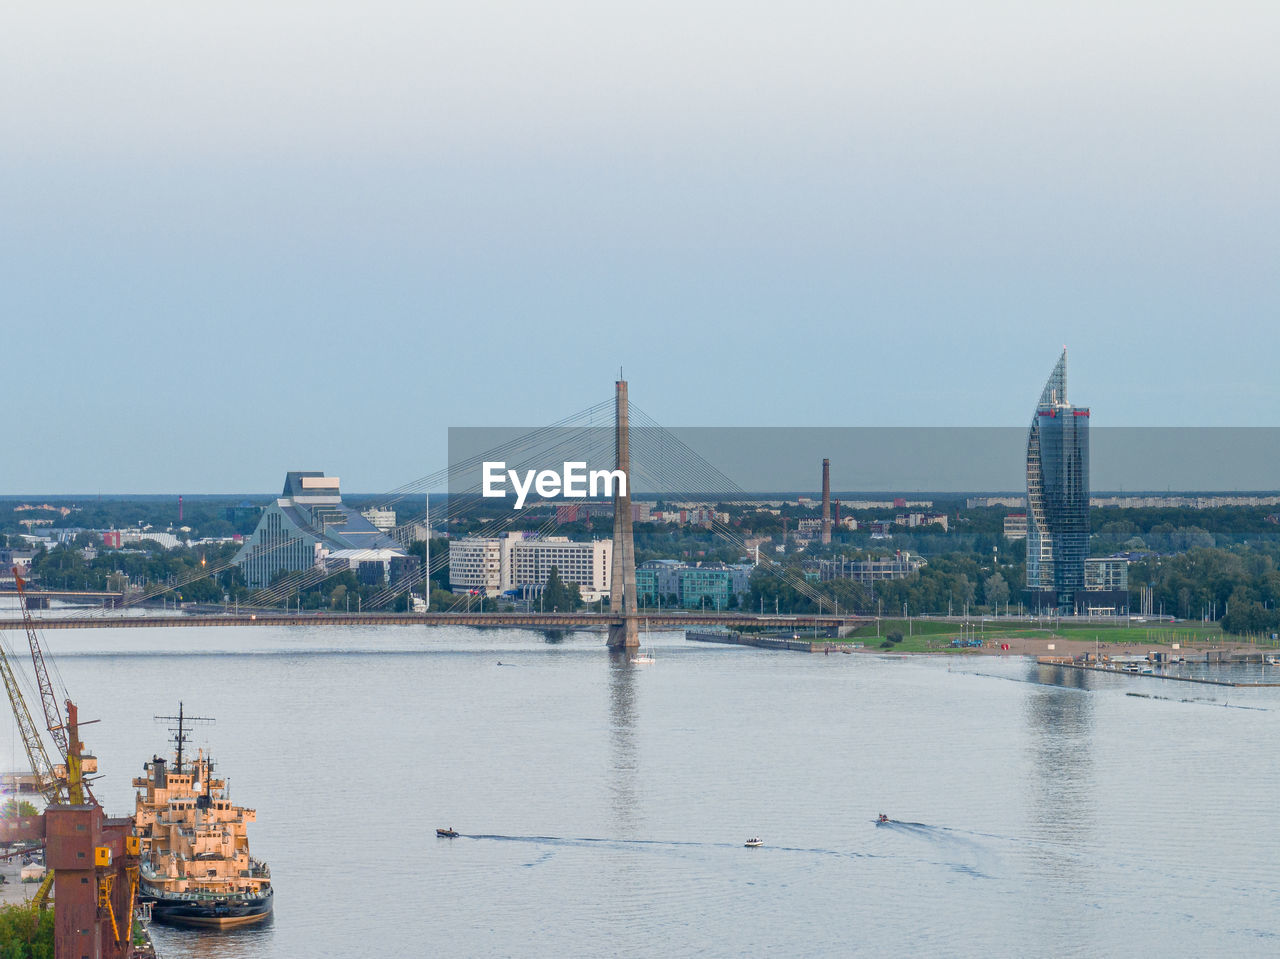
[132,704,273,928]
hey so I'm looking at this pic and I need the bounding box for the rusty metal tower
[607,380,639,648]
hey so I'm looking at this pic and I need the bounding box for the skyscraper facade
[1025,350,1090,611]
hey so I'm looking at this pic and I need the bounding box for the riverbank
[960,634,1263,659]
[690,625,1273,661]
[835,618,1267,656]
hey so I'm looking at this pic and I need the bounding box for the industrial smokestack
[178,495,183,523]
[821,459,832,544]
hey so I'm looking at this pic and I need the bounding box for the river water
[3,625,1278,957]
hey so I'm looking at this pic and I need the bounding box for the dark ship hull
[142,885,273,928]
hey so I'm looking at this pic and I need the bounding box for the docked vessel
[132,704,273,928]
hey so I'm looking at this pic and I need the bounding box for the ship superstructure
[132,704,273,927]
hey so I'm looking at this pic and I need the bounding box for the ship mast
[155,702,214,774]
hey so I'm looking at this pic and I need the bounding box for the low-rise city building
[1003,513,1028,540]
[649,507,727,527]
[447,537,503,595]
[1090,494,1280,508]
[360,507,397,532]
[635,560,752,609]
[966,496,1025,509]
[807,551,925,584]
[796,518,825,537]
[1085,557,1130,591]
[0,549,34,575]
[115,530,182,550]
[894,512,949,531]
[395,519,432,545]
[678,563,753,609]
[843,499,934,510]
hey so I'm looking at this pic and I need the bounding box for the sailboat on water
[629,620,656,664]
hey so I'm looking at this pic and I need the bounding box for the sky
[2,1,1277,494]
[450,427,1280,494]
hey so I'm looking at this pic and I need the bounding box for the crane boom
[12,567,68,756]
[0,633,63,805]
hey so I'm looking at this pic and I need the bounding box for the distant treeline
[736,543,1280,637]
[0,494,432,543]
[5,495,1280,628]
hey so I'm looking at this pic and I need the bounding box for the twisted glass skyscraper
[1026,350,1090,612]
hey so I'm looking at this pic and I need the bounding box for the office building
[1025,351,1090,611]
[507,537,612,602]
[635,560,753,609]
[448,537,503,595]
[450,533,612,601]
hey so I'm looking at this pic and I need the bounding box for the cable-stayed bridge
[17,611,858,631]
[1,381,874,641]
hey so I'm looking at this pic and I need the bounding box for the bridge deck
[0,612,870,630]
[0,590,125,599]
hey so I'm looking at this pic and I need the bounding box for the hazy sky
[450,427,1280,493]
[2,2,1277,494]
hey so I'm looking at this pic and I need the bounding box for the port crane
[0,624,63,806]
[3,565,142,947]
[0,640,58,910]
[9,567,94,804]
[0,569,142,959]
[0,568,100,912]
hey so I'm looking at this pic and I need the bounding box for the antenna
[154,702,215,774]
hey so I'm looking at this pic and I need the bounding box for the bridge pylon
[607,379,639,648]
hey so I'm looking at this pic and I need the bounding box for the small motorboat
[876,813,890,824]
[744,837,763,847]
[436,827,459,838]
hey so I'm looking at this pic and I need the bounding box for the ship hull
[143,888,273,929]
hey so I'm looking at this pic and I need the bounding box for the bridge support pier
[608,616,639,648]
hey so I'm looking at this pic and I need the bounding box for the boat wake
[446,831,1012,879]
[880,820,1090,858]
[1125,692,1267,711]
[464,833,879,858]
[468,834,748,851]
[872,822,1006,878]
